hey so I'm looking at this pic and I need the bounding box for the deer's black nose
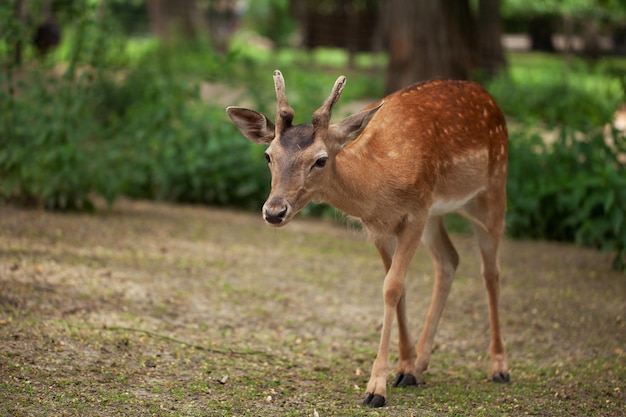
[264,205,288,224]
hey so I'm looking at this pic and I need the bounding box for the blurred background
[1,0,625,270]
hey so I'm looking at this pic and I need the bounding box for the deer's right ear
[226,107,276,145]
[328,101,383,144]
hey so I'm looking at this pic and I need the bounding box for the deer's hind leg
[412,216,459,380]
[463,191,510,383]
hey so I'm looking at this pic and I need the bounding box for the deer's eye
[264,153,271,164]
[313,156,328,168]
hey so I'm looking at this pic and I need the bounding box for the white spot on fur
[452,148,488,166]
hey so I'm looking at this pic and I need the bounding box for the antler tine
[313,75,347,128]
[273,70,294,133]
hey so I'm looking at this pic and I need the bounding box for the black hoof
[392,372,418,387]
[492,372,511,383]
[363,392,386,407]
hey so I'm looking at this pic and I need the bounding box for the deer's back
[341,80,508,214]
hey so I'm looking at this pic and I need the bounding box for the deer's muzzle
[263,198,291,226]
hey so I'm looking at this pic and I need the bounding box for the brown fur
[226,71,509,407]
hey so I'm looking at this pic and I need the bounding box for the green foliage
[507,128,626,271]
[485,53,626,271]
[488,54,623,130]
[0,4,269,211]
[107,62,270,208]
[1,3,123,210]
[502,0,626,20]
[243,0,297,47]
[0,71,116,210]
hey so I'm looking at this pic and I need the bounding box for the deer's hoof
[491,372,510,383]
[363,392,386,407]
[392,372,418,387]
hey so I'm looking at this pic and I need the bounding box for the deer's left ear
[329,102,383,144]
[227,106,276,145]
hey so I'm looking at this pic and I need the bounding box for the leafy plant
[506,128,626,271]
[0,3,125,210]
[488,56,623,130]
[0,3,269,211]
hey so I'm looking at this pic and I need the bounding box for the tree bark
[382,0,473,94]
[528,15,556,52]
[476,0,506,78]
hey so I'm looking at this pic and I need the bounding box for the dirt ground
[0,199,624,416]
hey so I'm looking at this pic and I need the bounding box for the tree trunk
[476,0,506,78]
[581,20,602,60]
[382,0,473,94]
[528,15,556,52]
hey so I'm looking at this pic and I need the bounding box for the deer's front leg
[364,224,422,407]
[373,237,417,388]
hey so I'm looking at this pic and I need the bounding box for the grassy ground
[0,199,624,416]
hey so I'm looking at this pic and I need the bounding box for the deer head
[226,70,381,226]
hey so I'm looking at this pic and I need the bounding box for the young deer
[226,70,509,407]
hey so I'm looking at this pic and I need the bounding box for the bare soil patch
[1,199,624,416]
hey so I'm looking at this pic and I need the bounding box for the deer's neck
[320,149,387,222]
[318,140,436,235]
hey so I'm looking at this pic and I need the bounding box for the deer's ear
[226,107,276,145]
[328,102,383,144]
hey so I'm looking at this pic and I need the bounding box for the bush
[0,60,270,211]
[0,4,270,211]
[507,128,626,271]
[488,55,623,130]
[112,81,270,209]
[0,3,126,209]
[1,70,121,211]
